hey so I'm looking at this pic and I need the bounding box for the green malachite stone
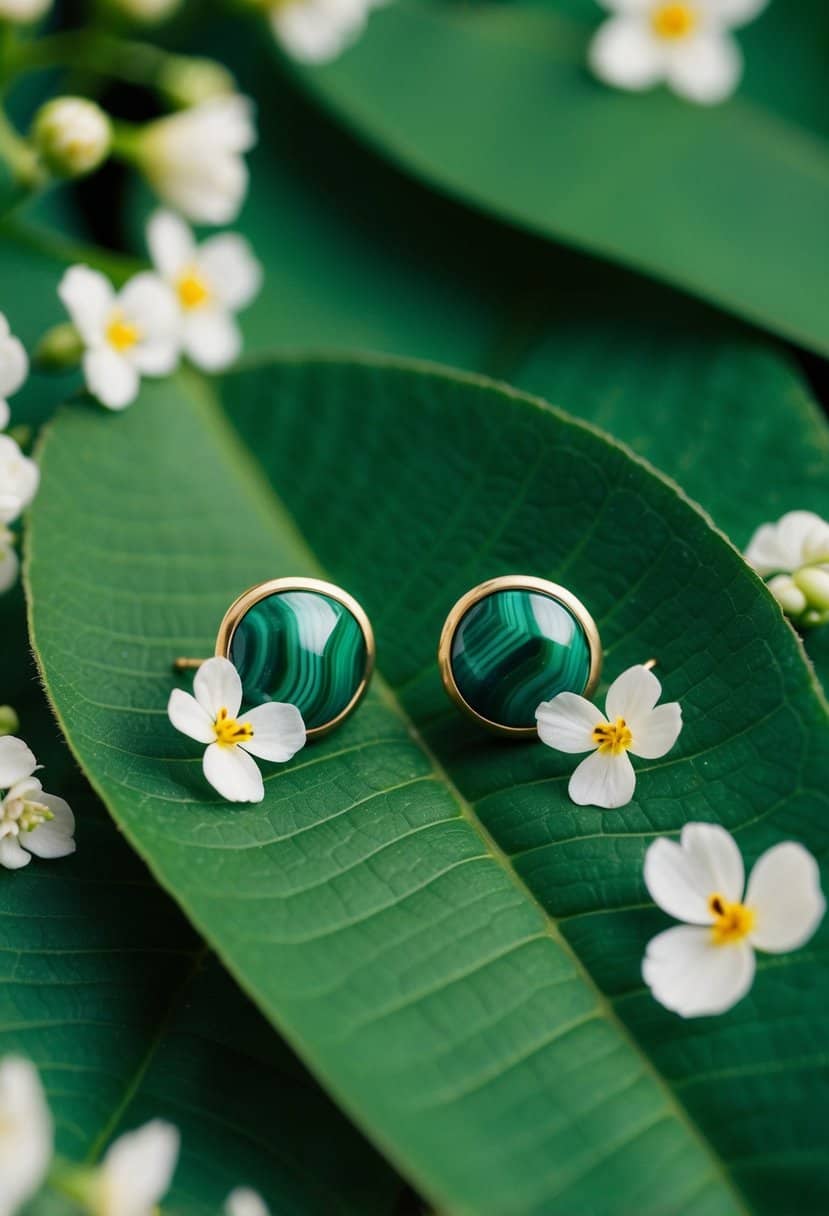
[450,588,591,729]
[230,590,367,730]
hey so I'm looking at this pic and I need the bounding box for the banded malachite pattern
[450,588,592,728]
[230,590,367,729]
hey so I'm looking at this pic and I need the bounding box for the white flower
[0,1056,52,1216]
[0,737,76,870]
[33,97,112,178]
[58,265,179,410]
[589,0,768,105]
[226,1188,270,1216]
[91,1121,179,1216]
[270,0,381,64]
[0,313,28,431]
[138,97,256,225]
[168,657,306,803]
[147,210,262,372]
[0,434,39,525]
[643,823,825,1017]
[0,525,18,594]
[536,664,682,809]
[0,0,51,23]
[745,510,829,627]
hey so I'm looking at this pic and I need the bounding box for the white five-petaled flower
[0,736,76,870]
[745,510,829,628]
[226,1188,271,1216]
[643,822,825,1017]
[536,664,682,809]
[168,657,306,803]
[0,1057,52,1216]
[91,1120,179,1216]
[589,0,768,105]
[270,0,382,64]
[147,210,262,372]
[0,434,39,525]
[58,265,179,410]
[138,96,257,225]
[0,313,28,432]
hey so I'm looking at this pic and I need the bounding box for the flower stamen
[105,311,140,352]
[176,267,211,311]
[213,706,254,748]
[651,2,697,40]
[708,892,755,945]
[591,717,633,756]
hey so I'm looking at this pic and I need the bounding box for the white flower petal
[225,1188,270,1216]
[643,924,755,1017]
[629,701,682,759]
[589,16,666,91]
[745,842,826,953]
[131,337,180,378]
[0,434,40,524]
[568,748,636,809]
[0,1057,52,1214]
[272,0,368,64]
[58,265,114,343]
[193,657,242,719]
[644,822,744,923]
[118,273,180,342]
[182,309,241,372]
[0,537,19,593]
[0,399,8,431]
[147,209,194,280]
[535,692,603,753]
[605,664,663,730]
[83,347,139,411]
[0,836,31,868]
[203,742,264,803]
[198,234,263,311]
[167,688,215,744]
[241,703,306,762]
[23,793,76,860]
[710,0,769,27]
[665,31,741,105]
[0,334,28,399]
[0,735,36,787]
[100,1120,179,1216]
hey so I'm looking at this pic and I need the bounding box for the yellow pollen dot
[213,706,254,748]
[591,717,633,756]
[708,893,755,945]
[105,311,140,352]
[177,267,211,311]
[651,1,697,39]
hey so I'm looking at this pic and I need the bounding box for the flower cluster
[589,0,769,105]
[57,208,262,410]
[745,510,829,629]
[0,1055,272,1216]
[0,735,75,870]
[0,322,38,593]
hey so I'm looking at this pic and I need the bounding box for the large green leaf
[27,358,829,1215]
[284,0,829,354]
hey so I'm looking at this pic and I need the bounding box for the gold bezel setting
[437,575,603,739]
[215,577,376,741]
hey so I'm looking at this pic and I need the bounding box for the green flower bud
[0,706,19,736]
[766,574,807,619]
[793,566,829,618]
[34,323,84,371]
[159,56,237,108]
[33,97,112,178]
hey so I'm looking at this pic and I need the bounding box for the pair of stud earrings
[174,574,602,741]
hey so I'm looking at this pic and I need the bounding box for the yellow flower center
[176,267,212,311]
[651,2,697,39]
[105,311,140,353]
[1,795,53,836]
[213,706,254,748]
[708,893,755,945]
[591,717,633,756]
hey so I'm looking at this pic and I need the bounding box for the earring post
[173,657,209,671]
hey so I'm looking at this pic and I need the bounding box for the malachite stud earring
[175,577,375,740]
[438,575,602,738]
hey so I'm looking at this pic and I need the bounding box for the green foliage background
[0,3,827,1214]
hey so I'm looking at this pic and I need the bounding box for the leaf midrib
[180,367,751,1215]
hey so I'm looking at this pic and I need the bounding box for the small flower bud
[34,323,84,372]
[766,574,807,619]
[33,98,112,178]
[0,0,51,23]
[793,566,829,618]
[0,706,19,736]
[158,56,237,108]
